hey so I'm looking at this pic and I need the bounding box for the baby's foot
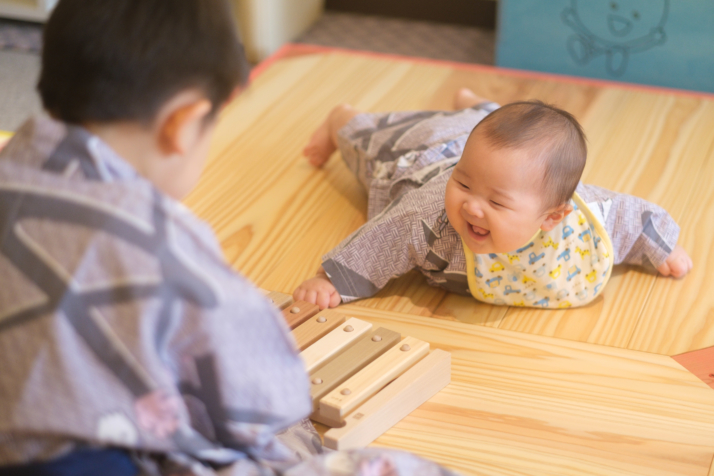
[303,118,336,167]
[454,88,488,110]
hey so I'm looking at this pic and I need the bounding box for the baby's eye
[457,181,470,190]
[490,200,503,208]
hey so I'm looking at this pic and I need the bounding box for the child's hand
[294,268,342,310]
[657,245,692,278]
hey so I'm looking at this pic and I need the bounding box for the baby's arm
[577,183,691,278]
[294,198,423,309]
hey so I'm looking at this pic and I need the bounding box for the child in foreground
[0,1,458,475]
[295,90,692,309]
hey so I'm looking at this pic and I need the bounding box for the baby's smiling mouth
[472,225,489,235]
[470,224,490,239]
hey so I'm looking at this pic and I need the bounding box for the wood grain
[340,305,714,476]
[626,101,714,354]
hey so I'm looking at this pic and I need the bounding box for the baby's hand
[294,268,342,310]
[657,245,692,279]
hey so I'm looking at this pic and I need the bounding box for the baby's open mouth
[471,224,490,237]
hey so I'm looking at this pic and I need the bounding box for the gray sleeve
[322,194,424,303]
[576,183,679,269]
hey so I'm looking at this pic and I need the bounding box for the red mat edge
[672,346,714,391]
[250,43,714,101]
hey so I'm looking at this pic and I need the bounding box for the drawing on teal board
[561,0,669,77]
[496,0,714,93]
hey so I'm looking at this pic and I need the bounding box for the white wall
[0,0,57,22]
[234,0,324,63]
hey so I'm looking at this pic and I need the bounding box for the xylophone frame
[264,290,451,450]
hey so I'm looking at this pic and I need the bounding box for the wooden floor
[184,46,714,475]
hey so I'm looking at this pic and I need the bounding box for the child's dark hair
[38,0,250,125]
[471,101,587,210]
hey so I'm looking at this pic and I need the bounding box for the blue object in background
[496,0,714,93]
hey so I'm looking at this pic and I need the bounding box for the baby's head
[445,101,587,254]
[37,0,249,199]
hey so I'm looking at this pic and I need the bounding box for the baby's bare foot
[304,104,358,167]
[303,118,335,167]
[454,88,488,110]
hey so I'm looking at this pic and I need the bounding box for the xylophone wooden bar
[318,335,430,422]
[281,300,321,329]
[299,317,373,373]
[265,290,294,310]
[308,328,401,415]
[265,290,451,450]
[292,309,346,351]
[322,349,451,450]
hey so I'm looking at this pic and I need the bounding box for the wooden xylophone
[263,290,451,450]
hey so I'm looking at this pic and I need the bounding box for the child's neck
[84,121,163,178]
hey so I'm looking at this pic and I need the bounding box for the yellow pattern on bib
[464,193,614,308]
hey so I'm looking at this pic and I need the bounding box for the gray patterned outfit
[0,116,461,476]
[322,104,680,303]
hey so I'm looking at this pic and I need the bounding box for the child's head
[445,101,587,254]
[38,0,249,199]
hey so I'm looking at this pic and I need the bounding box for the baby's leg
[303,104,359,167]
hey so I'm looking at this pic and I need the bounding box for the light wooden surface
[184,47,714,475]
[185,48,714,357]
[341,306,714,476]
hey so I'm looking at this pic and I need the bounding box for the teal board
[496,0,714,93]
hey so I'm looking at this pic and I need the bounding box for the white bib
[464,192,614,308]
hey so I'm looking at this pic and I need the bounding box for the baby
[295,89,692,309]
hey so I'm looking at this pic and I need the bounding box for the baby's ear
[540,203,573,232]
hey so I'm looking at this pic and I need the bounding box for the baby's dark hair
[38,0,250,125]
[471,101,587,210]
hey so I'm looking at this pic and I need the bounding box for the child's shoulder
[0,116,229,283]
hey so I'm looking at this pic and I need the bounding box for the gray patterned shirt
[0,116,314,470]
[0,116,465,476]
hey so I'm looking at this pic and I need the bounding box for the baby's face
[445,132,549,254]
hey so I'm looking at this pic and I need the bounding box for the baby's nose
[463,200,484,218]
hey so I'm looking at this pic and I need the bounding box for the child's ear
[540,203,573,232]
[156,92,212,156]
